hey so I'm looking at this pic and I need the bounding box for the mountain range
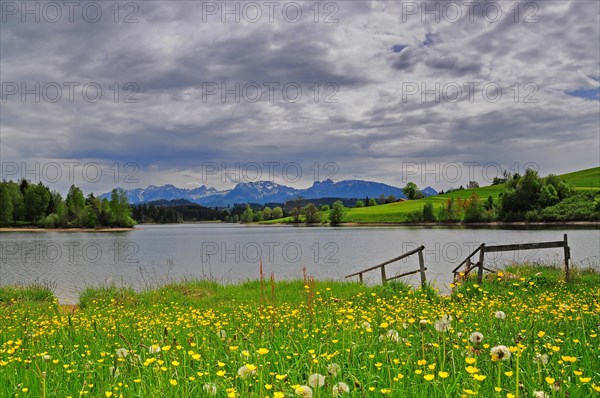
[100,179,438,207]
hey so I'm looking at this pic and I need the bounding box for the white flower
[495,311,506,320]
[533,391,548,398]
[434,315,452,333]
[534,353,549,365]
[116,348,128,358]
[237,365,257,379]
[469,332,484,344]
[42,354,51,362]
[386,329,399,342]
[490,345,511,361]
[332,382,350,396]
[203,383,217,396]
[109,365,120,377]
[308,373,325,388]
[295,385,313,398]
[149,344,161,354]
[327,363,341,377]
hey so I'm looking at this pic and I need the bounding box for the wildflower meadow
[0,265,599,397]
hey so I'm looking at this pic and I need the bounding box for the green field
[1,266,599,397]
[263,167,599,224]
[560,167,600,189]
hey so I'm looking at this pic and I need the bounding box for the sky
[1,0,599,195]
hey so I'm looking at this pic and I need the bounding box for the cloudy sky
[1,0,599,194]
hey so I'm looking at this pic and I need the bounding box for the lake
[1,224,599,304]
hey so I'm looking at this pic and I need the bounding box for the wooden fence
[452,234,571,283]
[345,246,427,287]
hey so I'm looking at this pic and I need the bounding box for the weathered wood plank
[345,245,424,278]
[452,244,484,273]
[386,267,427,281]
[483,241,565,252]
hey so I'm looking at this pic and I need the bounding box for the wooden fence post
[563,234,570,282]
[477,244,485,283]
[381,265,387,284]
[418,247,426,288]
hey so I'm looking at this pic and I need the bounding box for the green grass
[559,167,600,189]
[262,167,599,225]
[1,266,599,397]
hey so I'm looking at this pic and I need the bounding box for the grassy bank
[1,266,599,397]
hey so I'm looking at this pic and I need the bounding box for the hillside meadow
[262,167,600,224]
[1,265,599,397]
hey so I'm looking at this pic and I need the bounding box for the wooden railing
[453,234,571,283]
[345,246,427,287]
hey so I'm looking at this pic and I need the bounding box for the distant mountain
[100,180,437,207]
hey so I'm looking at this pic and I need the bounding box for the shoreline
[260,220,600,227]
[1,220,599,232]
[0,227,136,232]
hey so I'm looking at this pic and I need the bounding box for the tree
[500,169,542,219]
[302,203,321,224]
[320,204,330,212]
[403,182,424,200]
[378,194,386,205]
[263,206,272,220]
[272,206,283,219]
[24,183,50,223]
[253,210,264,222]
[290,207,301,223]
[0,184,13,225]
[6,182,25,221]
[329,200,346,225]
[110,188,135,227]
[484,195,495,211]
[438,197,460,222]
[241,204,254,223]
[355,200,364,208]
[464,193,484,222]
[467,181,480,189]
[539,184,559,207]
[65,185,85,225]
[368,198,377,206]
[422,202,436,222]
[387,194,396,203]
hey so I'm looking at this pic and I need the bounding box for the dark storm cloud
[1,0,599,192]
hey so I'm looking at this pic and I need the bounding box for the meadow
[1,265,599,397]
[262,167,599,224]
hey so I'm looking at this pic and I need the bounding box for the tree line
[407,170,600,223]
[0,180,135,228]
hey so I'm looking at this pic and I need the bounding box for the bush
[422,202,436,222]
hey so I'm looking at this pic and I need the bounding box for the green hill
[263,167,599,224]
[559,167,600,189]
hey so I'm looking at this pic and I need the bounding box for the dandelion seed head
[295,385,313,398]
[327,363,341,377]
[332,382,350,396]
[203,383,217,396]
[469,332,484,344]
[491,345,511,361]
[116,348,128,358]
[308,373,325,388]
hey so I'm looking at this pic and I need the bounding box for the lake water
[1,224,599,304]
